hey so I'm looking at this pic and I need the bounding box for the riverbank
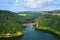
[0,32,23,38]
[35,28,60,40]
[35,26,60,35]
[35,26,60,40]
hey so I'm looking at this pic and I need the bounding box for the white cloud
[23,0,53,8]
[15,0,19,3]
[47,0,53,2]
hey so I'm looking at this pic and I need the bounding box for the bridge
[21,22,38,27]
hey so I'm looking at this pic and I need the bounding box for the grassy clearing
[18,14,27,16]
[52,14,60,16]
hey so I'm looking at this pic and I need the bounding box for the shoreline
[0,32,23,38]
[35,26,60,35]
[35,27,60,40]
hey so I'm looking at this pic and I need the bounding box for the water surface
[21,24,56,40]
[0,24,57,40]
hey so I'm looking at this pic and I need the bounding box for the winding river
[0,24,57,40]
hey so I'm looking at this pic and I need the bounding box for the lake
[0,24,57,40]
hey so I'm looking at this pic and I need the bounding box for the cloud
[15,0,19,3]
[47,0,53,2]
[23,0,53,8]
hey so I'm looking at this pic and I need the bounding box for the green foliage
[17,12,41,23]
[0,10,41,34]
[1,10,60,37]
[35,13,60,35]
[0,10,24,34]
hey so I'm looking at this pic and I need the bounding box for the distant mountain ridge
[0,10,60,13]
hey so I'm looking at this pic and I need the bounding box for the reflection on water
[25,24,35,32]
[0,24,57,40]
[21,24,37,40]
[21,24,56,40]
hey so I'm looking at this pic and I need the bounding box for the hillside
[35,12,60,40]
[0,10,60,39]
[0,10,41,37]
[0,10,24,37]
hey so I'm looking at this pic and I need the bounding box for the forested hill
[0,10,19,23]
[0,10,24,35]
[0,10,40,35]
[0,10,60,37]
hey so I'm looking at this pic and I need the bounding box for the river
[0,24,57,40]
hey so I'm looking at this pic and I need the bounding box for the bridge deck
[22,23,38,26]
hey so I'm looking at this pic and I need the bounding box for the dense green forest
[35,12,60,35]
[0,10,24,37]
[35,12,60,40]
[0,10,60,38]
[0,10,40,37]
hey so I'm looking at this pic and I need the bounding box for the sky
[0,0,60,12]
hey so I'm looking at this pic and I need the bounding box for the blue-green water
[0,24,57,40]
[21,24,56,40]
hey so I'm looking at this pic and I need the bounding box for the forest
[0,10,60,38]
